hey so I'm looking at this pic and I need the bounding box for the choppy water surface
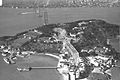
[0,7,120,37]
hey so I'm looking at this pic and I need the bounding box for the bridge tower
[43,9,48,25]
[42,0,50,25]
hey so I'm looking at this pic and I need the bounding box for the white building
[0,0,2,6]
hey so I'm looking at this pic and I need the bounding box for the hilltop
[0,19,119,50]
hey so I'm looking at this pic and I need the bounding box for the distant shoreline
[0,7,120,37]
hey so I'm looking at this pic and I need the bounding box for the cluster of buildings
[0,28,42,64]
[0,44,36,64]
[1,0,120,8]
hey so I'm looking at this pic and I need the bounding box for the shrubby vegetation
[0,19,120,65]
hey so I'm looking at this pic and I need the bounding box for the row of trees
[2,0,120,8]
